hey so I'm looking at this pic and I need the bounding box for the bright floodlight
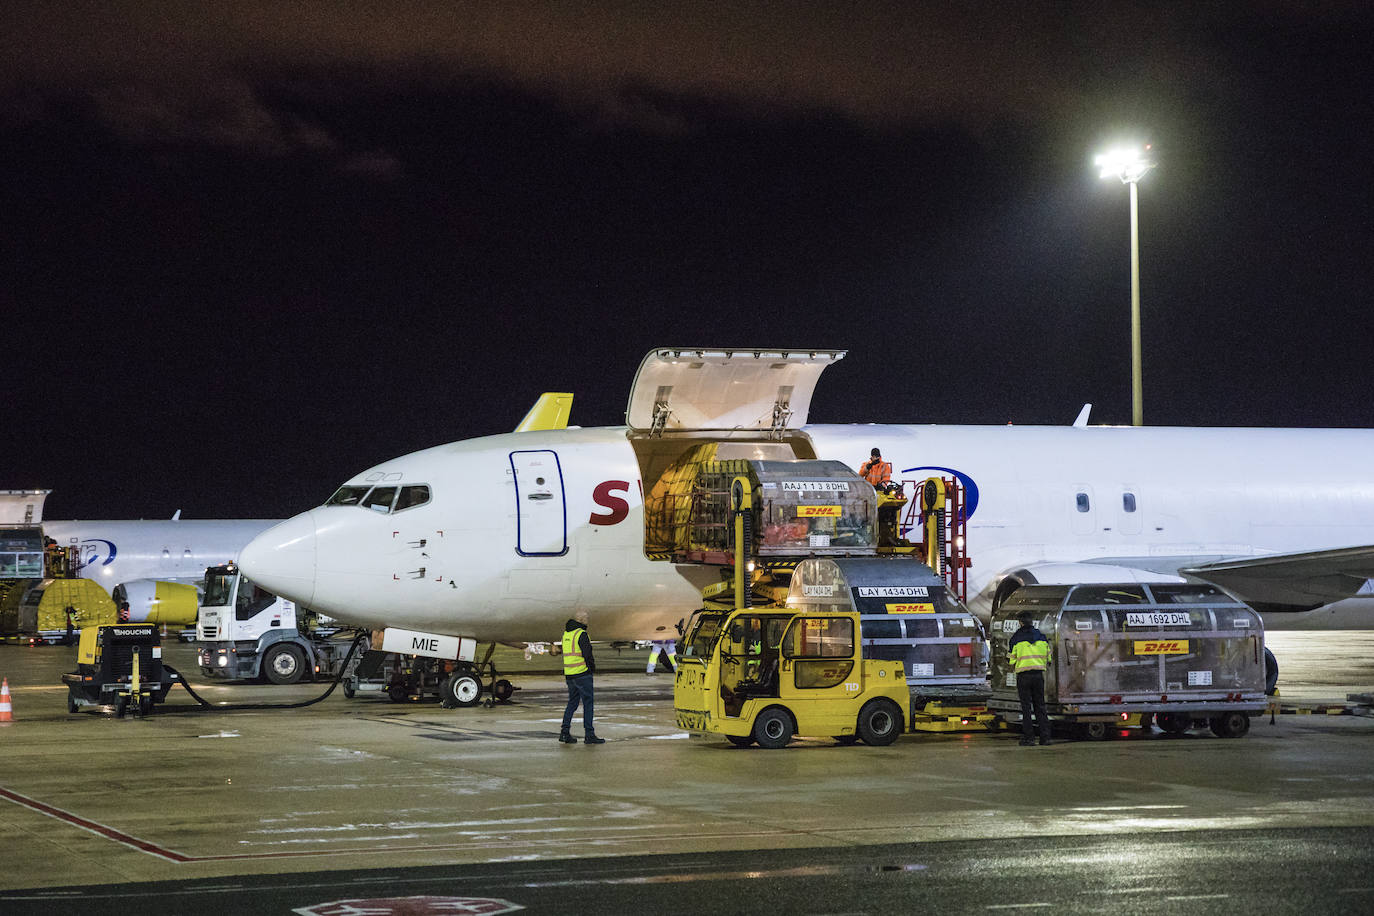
[1095,146,1154,184]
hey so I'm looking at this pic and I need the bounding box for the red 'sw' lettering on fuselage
[589,480,631,526]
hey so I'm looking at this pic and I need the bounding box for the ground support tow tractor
[674,473,911,747]
[196,564,361,685]
[343,630,518,708]
[62,624,178,717]
[989,583,1268,740]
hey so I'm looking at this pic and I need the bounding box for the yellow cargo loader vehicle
[675,606,909,748]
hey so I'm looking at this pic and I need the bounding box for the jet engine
[111,579,200,625]
[993,562,1186,610]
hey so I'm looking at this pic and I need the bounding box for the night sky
[3,2,1371,520]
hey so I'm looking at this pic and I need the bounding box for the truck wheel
[1157,713,1191,735]
[342,681,356,699]
[1208,712,1250,738]
[443,671,483,708]
[753,707,794,749]
[834,735,860,746]
[263,644,306,685]
[857,699,903,746]
[726,735,755,747]
[1080,721,1109,741]
[114,697,128,718]
[492,679,515,703]
[137,696,153,718]
[387,683,409,703]
[67,695,79,714]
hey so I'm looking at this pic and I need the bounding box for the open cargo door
[626,348,846,437]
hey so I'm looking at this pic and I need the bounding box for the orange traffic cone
[0,678,13,723]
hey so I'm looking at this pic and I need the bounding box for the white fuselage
[42,519,279,592]
[238,423,1374,642]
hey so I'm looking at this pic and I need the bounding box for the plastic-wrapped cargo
[671,459,877,563]
[989,583,1266,737]
[15,578,118,635]
[787,556,989,693]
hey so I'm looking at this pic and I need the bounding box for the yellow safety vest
[562,630,587,675]
[1010,636,1050,673]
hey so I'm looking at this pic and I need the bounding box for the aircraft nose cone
[238,511,318,607]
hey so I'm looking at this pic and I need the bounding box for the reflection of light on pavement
[523,862,928,887]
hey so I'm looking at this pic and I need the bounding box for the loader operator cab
[716,613,788,716]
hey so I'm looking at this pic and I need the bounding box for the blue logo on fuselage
[82,538,118,567]
[899,466,980,520]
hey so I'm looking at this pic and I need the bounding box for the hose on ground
[163,632,369,711]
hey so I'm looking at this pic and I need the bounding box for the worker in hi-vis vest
[645,639,677,675]
[859,448,893,488]
[1009,610,1053,746]
[560,618,605,745]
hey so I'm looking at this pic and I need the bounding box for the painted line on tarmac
[0,786,190,863]
[0,783,865,866]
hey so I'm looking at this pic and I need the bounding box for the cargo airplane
[239,349,1374,662]
[2,489,277,622]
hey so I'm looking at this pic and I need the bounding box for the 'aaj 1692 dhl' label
[1133,639,1190,655]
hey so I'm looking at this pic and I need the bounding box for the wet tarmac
[0,634,1371,913]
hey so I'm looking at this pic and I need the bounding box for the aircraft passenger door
[510,450,568,557]
[1070,485,1095,537]
[1119,487,1143,536]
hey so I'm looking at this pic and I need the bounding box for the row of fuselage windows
[325,484,431,514]
[1076,491,1137,513]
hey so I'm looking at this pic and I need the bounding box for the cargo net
[648,458,877,565]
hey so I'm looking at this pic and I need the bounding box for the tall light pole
[1095,146,1154,426]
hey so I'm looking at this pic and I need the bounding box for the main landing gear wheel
[263,644,306,685]
[857,699,903,746]
[441,670,483,709]
[1208,711,1250,738]
[726,735,755,747]
[753,708,794,749]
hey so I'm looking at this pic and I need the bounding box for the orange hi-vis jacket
[860,458,893,486]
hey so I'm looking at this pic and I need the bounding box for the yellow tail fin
[514,393,574,432]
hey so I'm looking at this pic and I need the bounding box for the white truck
[195,563,358,684]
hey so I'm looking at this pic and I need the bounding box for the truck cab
[675,606,910,748]
[196,563,345,684]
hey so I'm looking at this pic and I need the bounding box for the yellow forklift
[62,624,179,717]
[673,475,910,748]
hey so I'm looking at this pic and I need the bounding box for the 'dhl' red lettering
[589,480,631,526]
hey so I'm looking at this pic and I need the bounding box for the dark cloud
[3,2,1351,138]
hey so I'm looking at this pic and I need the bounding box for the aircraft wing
[1181,546,1374,607]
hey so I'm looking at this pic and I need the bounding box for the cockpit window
[395,485,431,512]
[363,487,397,513]
[326,485,371,507]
